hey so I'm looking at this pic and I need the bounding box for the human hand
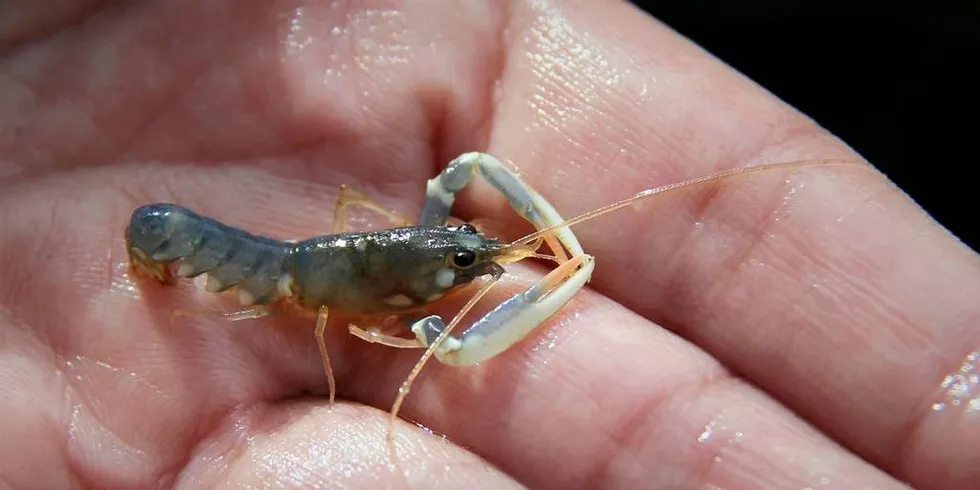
[2,1,977,488]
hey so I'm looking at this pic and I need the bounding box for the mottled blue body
[124,203,504,314]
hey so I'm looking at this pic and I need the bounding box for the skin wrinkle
[115,2,290,164]
[711,176,968,476]
[648,143,853,321]
[519,4,657,177]
[0,2,236,177]
[698,178,891,427]
[56,331,179,484]
[585,361,733,489]
[340,7,415,141]
[695,171,814,325]
[85,361,222,480]
[0,0,115,52]
[113,46,234,165]
[63,377,145,487]
[0,208,71,352]
[618,170,748,331]
[636,164,936,470]
[169,371,279,484]
[165,403,262,489]
[0,67,118,178]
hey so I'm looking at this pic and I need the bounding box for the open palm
[2,1,978,488]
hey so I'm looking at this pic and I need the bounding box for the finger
[449,1,980,489]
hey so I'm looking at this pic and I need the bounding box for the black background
[629,1,976,252]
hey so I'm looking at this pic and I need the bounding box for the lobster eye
[452,250,477,268]
[457,223,477,234]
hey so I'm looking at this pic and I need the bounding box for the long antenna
[509,158,869,247]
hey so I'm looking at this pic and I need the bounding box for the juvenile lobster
[125,152,862,464]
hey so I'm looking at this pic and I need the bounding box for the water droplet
[932,351,980,414]
[697,427,712,442]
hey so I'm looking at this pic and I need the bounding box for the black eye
[458,223,477,234]
[452,250,477,268]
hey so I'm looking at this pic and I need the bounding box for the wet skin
[1,1,978,489]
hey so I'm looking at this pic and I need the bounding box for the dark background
[629,1,976,252]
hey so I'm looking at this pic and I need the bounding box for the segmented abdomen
[125,203,294,305]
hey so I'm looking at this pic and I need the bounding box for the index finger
[451,2,980,489]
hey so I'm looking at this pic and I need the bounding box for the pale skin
[1,0,978,488]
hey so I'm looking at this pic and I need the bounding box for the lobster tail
[125,203,293,305]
